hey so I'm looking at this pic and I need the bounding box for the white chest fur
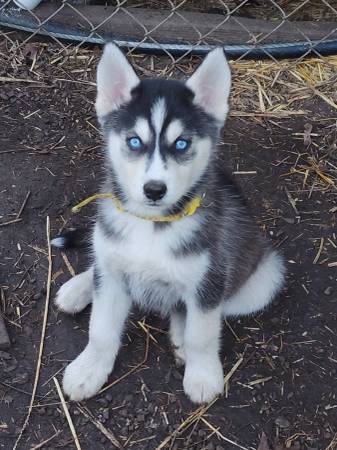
[93,207,209,313]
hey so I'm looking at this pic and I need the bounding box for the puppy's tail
[51,228,89,249]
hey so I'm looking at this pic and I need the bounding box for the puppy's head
[96,44,231,216]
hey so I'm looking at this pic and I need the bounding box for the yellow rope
[71,193,120,213]
[71,193,203,222]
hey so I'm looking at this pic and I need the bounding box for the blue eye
[175,139,189,152]
[128,136,142,150]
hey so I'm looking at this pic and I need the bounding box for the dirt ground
[1,38,337,450]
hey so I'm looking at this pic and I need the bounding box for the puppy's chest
[113,224,191,281]
[97,219,209,306]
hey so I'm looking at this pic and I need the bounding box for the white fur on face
[151,97,167,137]
[165,119,184,145]
[144,148,166,184]
[107,126,212,214]
[134,117,151,144]
[106,96,213,214]
[107,130,165,217]
[108,131,148,206]
[142,98,168,189]
[97,45,230,214]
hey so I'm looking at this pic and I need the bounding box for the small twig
[42,365,65,387]
[61,252,76,277]
[233,171,257,175]
[53,377,82,450]
[328,261,337,267]
[0,380,42,397]
[0,218,22,227]
[248,376,272,386]
[284,186,299,215]
[225,319,241,342]
[13,216,53,450]
[313,237,324,264]
[156,357,243,450]
[325,432,337,450]
[13,262,36,291]
[223,356,243,387]
[16,190,31,220]
[29,430,61,450]
[137,319,159,343]
[156,399,217,450]
[0,76,44,83]
[201,417,251,450]
[78,406,123,449]
[230,110,307,118]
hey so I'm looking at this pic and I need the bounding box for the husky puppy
[54,44,285,404]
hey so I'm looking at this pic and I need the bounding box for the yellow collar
[72,193,203,222]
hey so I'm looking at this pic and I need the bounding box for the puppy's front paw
[56,271,92,314]
[183,358,224,404]
[63,349,110,401]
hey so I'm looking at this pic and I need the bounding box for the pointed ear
[186,48,231,123]
[95,43,139,120]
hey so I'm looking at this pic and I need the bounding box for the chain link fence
[0,1,336,120]
[0,0,337,63]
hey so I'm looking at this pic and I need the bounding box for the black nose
[143,180,167,201]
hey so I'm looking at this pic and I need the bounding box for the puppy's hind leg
[222,250,285,317]
[55,267,93,314]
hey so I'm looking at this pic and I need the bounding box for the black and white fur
[54,44,285,404]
